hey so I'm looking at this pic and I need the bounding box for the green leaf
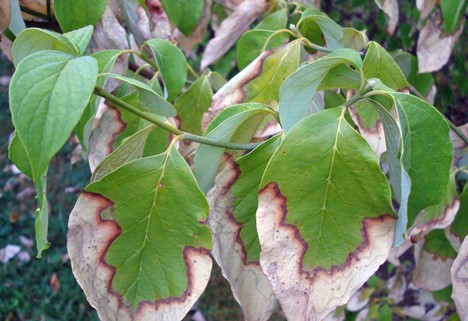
[8,131,32,178]
[84,144,212,309]
[194,103,275,193]
[144,39,188,101]
[393,93,453,226]
[236,30,289,70]
[363,42,408,90]
[10,50,98,182]
[100,73,177,117]
[12,28,78,65]
[279,48,363,132]
[393,51,434,96]
[75,50,125,152]
[91,125,156,182]
[257,107,395,321]
[174,76,212,135]
[117,0,146,45]
[342,27,368,52]
[298,13,343,50]
[255,8,288,30]
[441,0,468,33]
[161,0,204,35]
[63,25,94,55]
[54,0,108,32]
[208,136,281,320]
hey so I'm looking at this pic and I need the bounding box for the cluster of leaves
[1,0,467,320]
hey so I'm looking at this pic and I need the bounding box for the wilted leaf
[91,6,129,53]
[145,0,172,40]
[201,0,268,70]
[413,229,457,291]
[451,235,468,318]
[373,0,399,35]
[417,13,464,73]
[54,0,108,32]
[257,107,396,321]
[208,137,280,321]
[68,145,212,320]
[118,0,150,46]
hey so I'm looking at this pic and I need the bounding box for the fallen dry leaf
[417,13,464,73]
[0,244,21,264]
[49,273,60,292]
[451,236,468,319]
[200,0,268,70]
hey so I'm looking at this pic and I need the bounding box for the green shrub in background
[1,0,467,320]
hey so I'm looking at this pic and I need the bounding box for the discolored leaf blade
[208,136,280,321]
[417,13,464,73]
[161,0,204,35]
[393,93,453,226]
[174,75,212,135]
[91,125,156,182]
[413,229,457,291]
[144,39,187,101]
[69,145,212,319]
[451,236,468,319]
[195,103,275,193]
[410,171,460,238]
[257,107,396,321]
[54,0,108,32]
[236,30,289,70]
[447,184,468,251]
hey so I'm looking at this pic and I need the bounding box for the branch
[93,86,262,150]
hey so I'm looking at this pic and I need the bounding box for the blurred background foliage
[0,0,466,320]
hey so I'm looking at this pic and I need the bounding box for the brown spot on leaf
[257,182,396,321]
